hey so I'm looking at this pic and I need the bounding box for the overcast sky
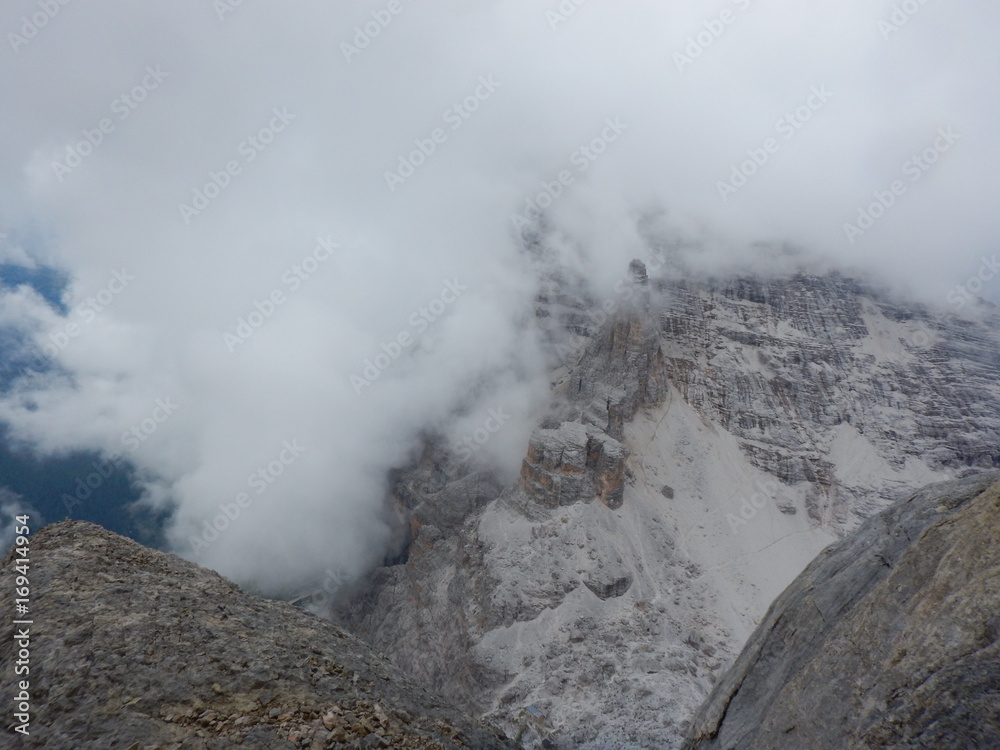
[0,0,997,593]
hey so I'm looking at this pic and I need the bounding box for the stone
[685,472,1000,749]
[342,263,1000,749]
[582,574,633,600]
[518,422,628,509]
[0,521,516,750]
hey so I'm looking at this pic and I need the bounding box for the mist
[0,0,997,593]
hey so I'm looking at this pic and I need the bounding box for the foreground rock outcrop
[0,521,516,750]
[685,470,1000,750]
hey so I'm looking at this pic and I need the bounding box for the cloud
[0,0,997,593]
[0,488,35,554]
[0,234,36,268]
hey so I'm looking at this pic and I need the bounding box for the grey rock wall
[341,262,1000,748]
[685,470,1000,750]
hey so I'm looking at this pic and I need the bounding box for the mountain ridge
[0,520,516,750]
[338,263,1000,748]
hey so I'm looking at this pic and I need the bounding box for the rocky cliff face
[518,422,629,510]
[684,470,1000,750]
[339,260,1000,748]
[0,521,516,750]
[653,271,1000,522]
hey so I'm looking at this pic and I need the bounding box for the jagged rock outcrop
[685,470,1000,750]
[519,422,628,509]
[0,521,516,750]
[548,261,667,443]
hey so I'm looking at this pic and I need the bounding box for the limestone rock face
[653,273,1000,523]
[518,422,628,509]
[0,521,515,750]
[685,471,1000,750]
[342,262,1000,749]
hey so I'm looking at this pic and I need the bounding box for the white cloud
[0,235,36,268]
[0,0,997,592]
[0,489,35,554]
